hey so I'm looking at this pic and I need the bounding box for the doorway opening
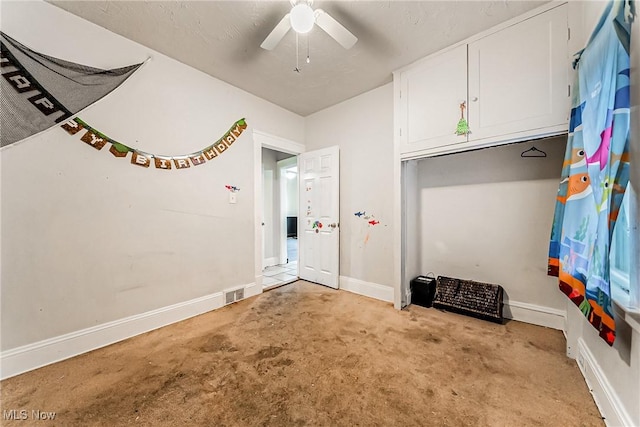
[262,147,299,290]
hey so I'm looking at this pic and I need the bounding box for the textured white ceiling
[48,1,548,116]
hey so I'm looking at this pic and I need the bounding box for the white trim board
[405,295,565,330]
[253,130,305,156]
[398,127,567,161]
[1,283,258,380]
[244,282,262,299]
[503,301,566,330]
[577,338,634,427]
[340,276,394,303]
[341,274,566,330]
[263,256,279,269]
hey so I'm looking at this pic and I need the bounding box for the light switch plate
[229,192,237,204]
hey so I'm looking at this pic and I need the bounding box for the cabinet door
[468,5,568,142]
[399,44,468,154]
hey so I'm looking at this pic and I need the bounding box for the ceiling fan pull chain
[294,32,301,73]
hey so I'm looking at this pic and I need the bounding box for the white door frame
[253,130,305,290]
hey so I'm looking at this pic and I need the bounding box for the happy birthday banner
[60,117,247,170]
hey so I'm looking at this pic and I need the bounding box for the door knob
[329,223,338,229]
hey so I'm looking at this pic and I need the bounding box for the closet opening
[400,137,567,328]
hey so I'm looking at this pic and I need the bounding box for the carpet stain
[0,281,603,427]
[198,333,236,353]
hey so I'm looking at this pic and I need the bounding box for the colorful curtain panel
[548,0,634,346]
[0,32,143,147]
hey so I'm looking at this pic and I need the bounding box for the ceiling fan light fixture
[290,4,315,34]
[261,2,357,51]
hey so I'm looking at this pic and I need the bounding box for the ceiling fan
[260,0,358,51]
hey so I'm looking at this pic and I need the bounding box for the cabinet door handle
[471,97,478,102]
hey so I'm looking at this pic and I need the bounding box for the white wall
[0,1,304,353]
[416,137,567,324]
[305,84,394,291]
[285,168,298,218]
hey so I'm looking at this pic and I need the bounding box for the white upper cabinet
[395,3,569,159]
[467,5,569,142]
[399,45,468,153]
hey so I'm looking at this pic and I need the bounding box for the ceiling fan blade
[260,13,291,50]
[314,9,357,49]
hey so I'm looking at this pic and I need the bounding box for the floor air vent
[225,288,245,305]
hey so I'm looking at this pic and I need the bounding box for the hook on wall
[521,146,547,158]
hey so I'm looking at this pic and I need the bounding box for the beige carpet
[1,281,603,426]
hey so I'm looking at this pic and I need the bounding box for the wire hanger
[521,146,547,158]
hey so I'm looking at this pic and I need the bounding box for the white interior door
[298,146,340,288]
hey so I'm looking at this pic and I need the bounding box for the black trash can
[410,275,437,308]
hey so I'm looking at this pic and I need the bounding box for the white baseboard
[504,300,566,330]
[263,257,279,269]
[577,338,633,427]
[244,282,263,299]
[1,283,257,380]
[339,276,394,303]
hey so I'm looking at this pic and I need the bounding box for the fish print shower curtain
[548,0,634,346]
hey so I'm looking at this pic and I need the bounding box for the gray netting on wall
[1,32,143,147]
